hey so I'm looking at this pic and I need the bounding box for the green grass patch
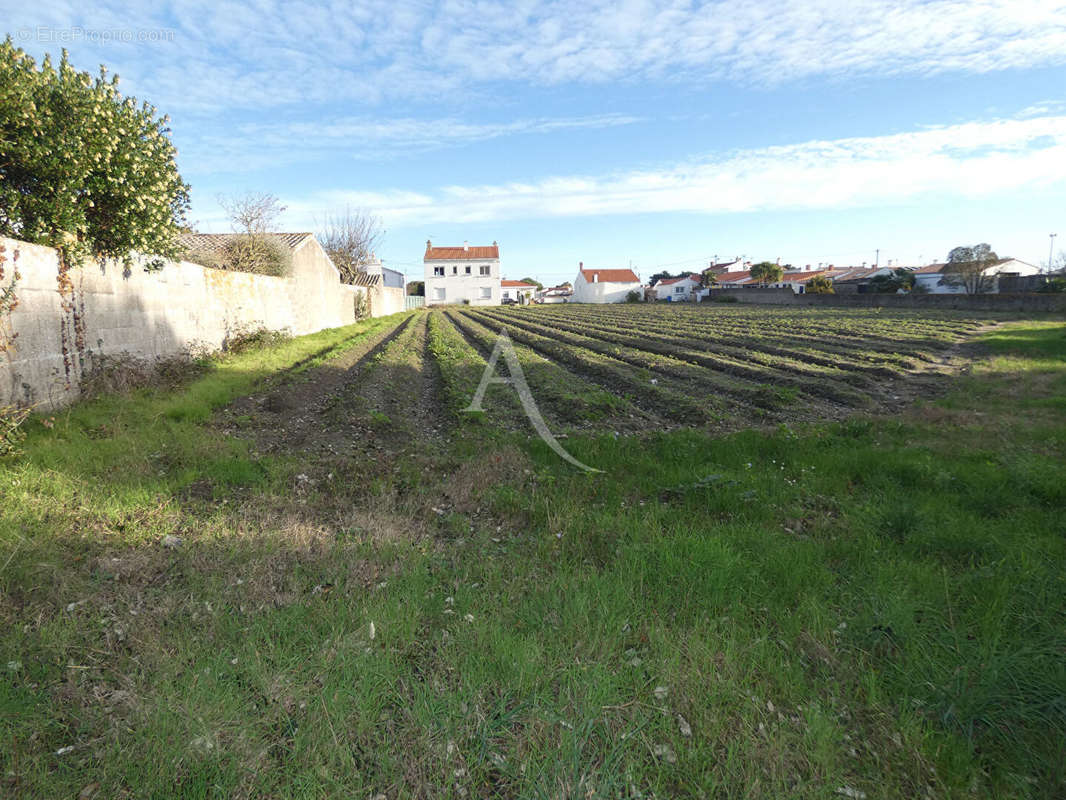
[1,312,1064,798]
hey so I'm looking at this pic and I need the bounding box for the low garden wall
[0,236,366,410]
[705,288,1066,313]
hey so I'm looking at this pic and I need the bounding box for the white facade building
[572,264,642,303]
[653,273,701,301]
[912,258,1039,294]
[424,240,501,305]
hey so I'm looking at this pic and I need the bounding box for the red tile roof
[501,279,537,288]
[580,268,640,283]
[713,270,752,283]
[782,270,833,283]
[658,273,699,285]
[425,243,499,260]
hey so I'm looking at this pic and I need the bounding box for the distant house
[712,269,754,287]
[572,263,642,303]
[652,273,701,301]
[424,240,500,305]
[911,258,1039,294]
[501,279,537,303]
[538,283,573,303]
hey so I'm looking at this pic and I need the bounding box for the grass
[1,312,1065,798]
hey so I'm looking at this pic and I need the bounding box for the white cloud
[281,114,1066,226]
[9,0,1066,110]
[177,113,644,174]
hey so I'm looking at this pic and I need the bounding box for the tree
[407,281,425,296]
[317,207,384,285]
[941,243,1000,294]
[201,191,291,276]
[868,268,916,293]
[749,261,784,285]
[0,39,189,264]
[699,271,718,289]
[806,275,835,294]
[649,270,682,285]
[520,277,543,290]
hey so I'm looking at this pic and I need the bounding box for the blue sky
[6,1,1066,285]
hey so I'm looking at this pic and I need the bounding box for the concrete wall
[368,285,406,317]
[703,287,1066,312]
[0,235,366,410]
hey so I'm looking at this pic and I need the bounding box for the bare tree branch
[317,207,384,285]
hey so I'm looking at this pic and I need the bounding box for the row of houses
[649,258,1041,299]
[422,241,1043,305]
[423,241,643,305]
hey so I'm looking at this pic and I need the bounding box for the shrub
[807,275,835,294]
[625,290,641,303]
[0,404,29,458]
[79,352,211,399]
[1038,277,1066,294]
[0,39,189,264]
[223,326,291,355]
[222,235,292,277]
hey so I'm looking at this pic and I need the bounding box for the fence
[1,235,365,410]
[405,295,426,310]
[703,287,1066,313]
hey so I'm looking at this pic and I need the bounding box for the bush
[0,404,29,458]
[79,352,211,399]
[223,327,291,355]
[806,275,835,294]
[625,290,641,303]
[1038,277,1066,294]
[0,39,189,264]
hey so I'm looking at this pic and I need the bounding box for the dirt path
[219,313,449,459]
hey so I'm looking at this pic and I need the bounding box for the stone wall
[0,235,367,410]
[703,288,1066,313]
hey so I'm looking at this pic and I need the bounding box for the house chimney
[463,240,469,251]
[579,261,583,269]
[426,239,431,247]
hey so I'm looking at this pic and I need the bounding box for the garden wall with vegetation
[0,236,365,411]
[707,288,1066,312]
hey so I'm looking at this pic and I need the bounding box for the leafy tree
[520,277,543,290]
[406,280,425,296]
[806,275,835,294]
[0,39,189,264]
[749,261,784,285]
[868,268,916,293]
[649,270,682,285]
[941,243,1000,294]
[699,271,718,289]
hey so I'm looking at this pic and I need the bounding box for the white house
[538,283,573,303]
[572,263,642,303]
[424,240,500,305]
[911,258,1039,294]
[501,279,537,303]
[653,273,702,301]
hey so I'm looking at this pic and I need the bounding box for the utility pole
[1050,233,1058,273]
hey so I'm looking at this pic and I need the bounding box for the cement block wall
[0,235,366,410]
[704,288,1066,313]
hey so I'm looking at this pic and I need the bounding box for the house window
[452,266,458,275]
[480,287,491,299]
[434,288,446,301]
[502,291,510,299]
[465,266,471,275]
[433,266,444,276]
[674,286,685,294]
[480,265,490,276]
